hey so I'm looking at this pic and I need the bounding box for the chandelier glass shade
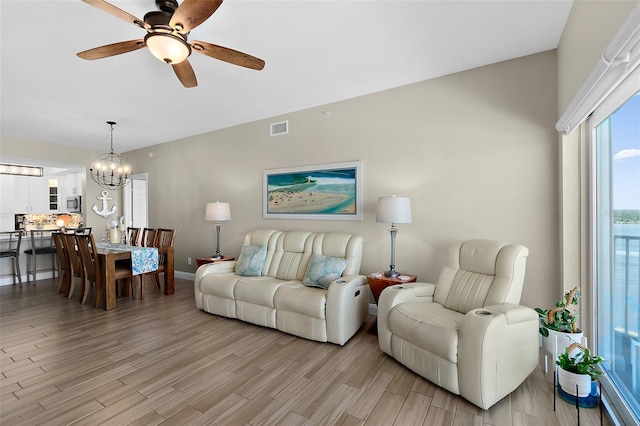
[90,121,132,191]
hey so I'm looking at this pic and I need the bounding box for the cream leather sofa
[377,239,538,410]
[194,229,369,345]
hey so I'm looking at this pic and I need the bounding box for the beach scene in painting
[267,167,357,215]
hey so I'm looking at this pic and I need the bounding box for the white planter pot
[558,368,593,397]
[542,328,583,361]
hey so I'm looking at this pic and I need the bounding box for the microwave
[66,195,82,213]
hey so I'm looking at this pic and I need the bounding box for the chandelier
[89,121,132,190]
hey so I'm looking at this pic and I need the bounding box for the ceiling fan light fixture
[145,32,191,64]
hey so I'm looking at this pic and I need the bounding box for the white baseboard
[0,271,194,287]
[0,272,54,286]
[175,270,195,281]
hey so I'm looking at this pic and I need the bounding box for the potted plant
[556,342,605,398]
[535,286,584,359]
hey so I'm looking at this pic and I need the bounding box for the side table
[196,256,235,267]
[366,272,417,334]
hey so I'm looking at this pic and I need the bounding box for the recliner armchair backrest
[433,239,529,313]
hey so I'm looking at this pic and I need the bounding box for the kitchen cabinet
[0,213,14,232]
[0,176,16,214]
[1,175,52,213]
[16,176,49,212]
[58,173,81,205]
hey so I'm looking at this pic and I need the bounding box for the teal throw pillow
[302,254,348,289]
[236,245,267,276]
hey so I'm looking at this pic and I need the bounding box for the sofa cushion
[200,273,240,299]
[270,231,315,280]
[234,276,294,308]
[442,270,494,314]
[274,282,327,319]
[302,254,348,289]
[236,244,267,276]
[389,302,463,363]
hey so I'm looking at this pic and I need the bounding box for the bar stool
[24,230,57,284]
[0,231,23,286]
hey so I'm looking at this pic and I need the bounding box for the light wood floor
[1,278,609,426]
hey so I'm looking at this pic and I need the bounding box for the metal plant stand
[553,371,603,426]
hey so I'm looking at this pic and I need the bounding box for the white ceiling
[0,0,573,153]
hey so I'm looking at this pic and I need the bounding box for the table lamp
[376,195,412,277]
[205,202,231,259]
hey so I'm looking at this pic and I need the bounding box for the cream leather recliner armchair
[377,239,538,410]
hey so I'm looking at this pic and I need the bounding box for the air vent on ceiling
[270,120,288,136]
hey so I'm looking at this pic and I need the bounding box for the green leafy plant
[535,286,581,337]
[556,342,605,381]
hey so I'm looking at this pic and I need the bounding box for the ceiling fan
[77,0,265,88]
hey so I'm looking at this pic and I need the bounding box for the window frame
[588,65,640,426]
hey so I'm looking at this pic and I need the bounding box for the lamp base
[384,269,400,278]
[211,254,223,259]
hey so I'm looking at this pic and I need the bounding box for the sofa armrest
[193,261,237,309]
[458,304,539,409]
[325,275,370,345]
[377,282,436,354]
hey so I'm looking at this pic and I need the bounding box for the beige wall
[556,0,637,333]
[125,50,559,310]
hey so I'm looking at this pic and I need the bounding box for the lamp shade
[376,196,412,224]
[205,202,231,221]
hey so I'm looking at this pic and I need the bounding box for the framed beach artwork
[263,161,363,220]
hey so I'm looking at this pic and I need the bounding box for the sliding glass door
[592,88,639,423]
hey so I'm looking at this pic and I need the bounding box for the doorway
[123,173,148,231]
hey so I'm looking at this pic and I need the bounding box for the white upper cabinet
[57,173,82,210]
[2,175,53,213]
[0,175,16,214]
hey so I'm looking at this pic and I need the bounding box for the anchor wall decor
[92,190,118,218]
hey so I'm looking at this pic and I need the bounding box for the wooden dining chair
[140,228,156,247]
[74,227,92,235]
[134,227,156,298]
[62,233,85,302]
[147,228,177,295]
[76,233,133,309]
[51,232,71,296]
[127,227,141,246]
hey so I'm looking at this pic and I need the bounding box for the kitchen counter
[19,213,83,233]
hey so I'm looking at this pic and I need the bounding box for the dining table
[96,243,174,310]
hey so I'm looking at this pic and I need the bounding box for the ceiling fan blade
[191,40,265,70]
[77,40,145,60]
[172,60,198,88]
[81,0,148,29]
[170,0,223,33]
